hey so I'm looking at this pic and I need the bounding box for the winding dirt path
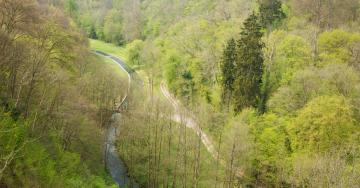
[160,82,244,177]
[160,82,218,158]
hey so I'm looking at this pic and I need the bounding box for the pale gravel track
[160,82,244,177]
[160,82,219,158]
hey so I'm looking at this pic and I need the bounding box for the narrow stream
[105,113,139,188]
[95,51,139,188]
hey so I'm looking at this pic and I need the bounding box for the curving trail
[160,82,244,177]
[160,82,219,158]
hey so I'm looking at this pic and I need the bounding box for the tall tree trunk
[147,110,153,187]
[183,115,187,188]
[193,131,201,188]
[215,132,223,188]
[172,120,182,188]
[228,139,237,188]
[166,111,173,188]
[157,117,164,186]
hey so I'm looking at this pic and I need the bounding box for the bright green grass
[99,55,128,80]
[89,39,128,61]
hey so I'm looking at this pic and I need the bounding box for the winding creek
[95,51,139,188]
[105,113,138,188]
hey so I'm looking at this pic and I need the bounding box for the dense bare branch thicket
[0,0,125,187]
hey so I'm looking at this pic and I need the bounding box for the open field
[90,39,128,61]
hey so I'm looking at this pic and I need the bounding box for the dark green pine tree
[234,12,264,113]
[259,0,286,31]
[89,25,98,39]
[221,38,237,111]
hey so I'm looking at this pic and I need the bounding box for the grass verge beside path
[94,54,129,81]
[90,39,128,61]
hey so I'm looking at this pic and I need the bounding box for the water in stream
[105,113,139,188]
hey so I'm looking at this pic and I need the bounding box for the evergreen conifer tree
[259,0,286,31]
[89,25,98,39]
[221,38,237,110]
[234,13,264,112]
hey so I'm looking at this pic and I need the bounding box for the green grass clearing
[90,39,128,62]
[94,54,129,80]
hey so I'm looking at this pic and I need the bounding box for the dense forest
[1,0,360,187]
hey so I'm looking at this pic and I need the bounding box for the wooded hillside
[71,0,360,187]
[1,0,360,187]
[0,0,126,187]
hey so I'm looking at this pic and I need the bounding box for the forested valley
[1,0,360,187]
